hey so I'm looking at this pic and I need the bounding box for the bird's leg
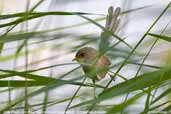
[92,79,96,99]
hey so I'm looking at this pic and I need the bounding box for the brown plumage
[73,47,110,81]
[73,6,120,81]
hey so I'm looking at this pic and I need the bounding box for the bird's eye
[79,53,85,57]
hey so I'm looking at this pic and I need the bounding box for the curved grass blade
[0,68,105,88]
[0,12,97,28]
[0,12,96,20]
[77,14,132,49]
[98,66,171,101]
[0,5,151,20]
[70,66,171,109]
[0,75,96,113]
[0,77,79,113]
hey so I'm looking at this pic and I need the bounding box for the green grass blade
[98,67,170,101]
[151,88,171,104]
[77,14,132,49]
[0,69,105,88]
[0,80,47,87]
[0,12,96,20]
[150,100,171,111]
[106,92,145,114]
[0,31,45,43]
[0,12,96,28]
[141,87,152,114]
[148,33,171,42]
[70,66,171,109]
[0,76,84,113]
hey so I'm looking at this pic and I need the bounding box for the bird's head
[72,47,97,64]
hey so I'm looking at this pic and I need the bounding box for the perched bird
[73,47,111,81]
[73,6,120,81]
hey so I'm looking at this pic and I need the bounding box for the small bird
[72,6,120,81]
[72,47,111,81]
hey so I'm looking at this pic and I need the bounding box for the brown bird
[73,6,120,81]
[73,47,111,81]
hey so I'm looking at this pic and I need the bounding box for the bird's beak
[72,58,76,61]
